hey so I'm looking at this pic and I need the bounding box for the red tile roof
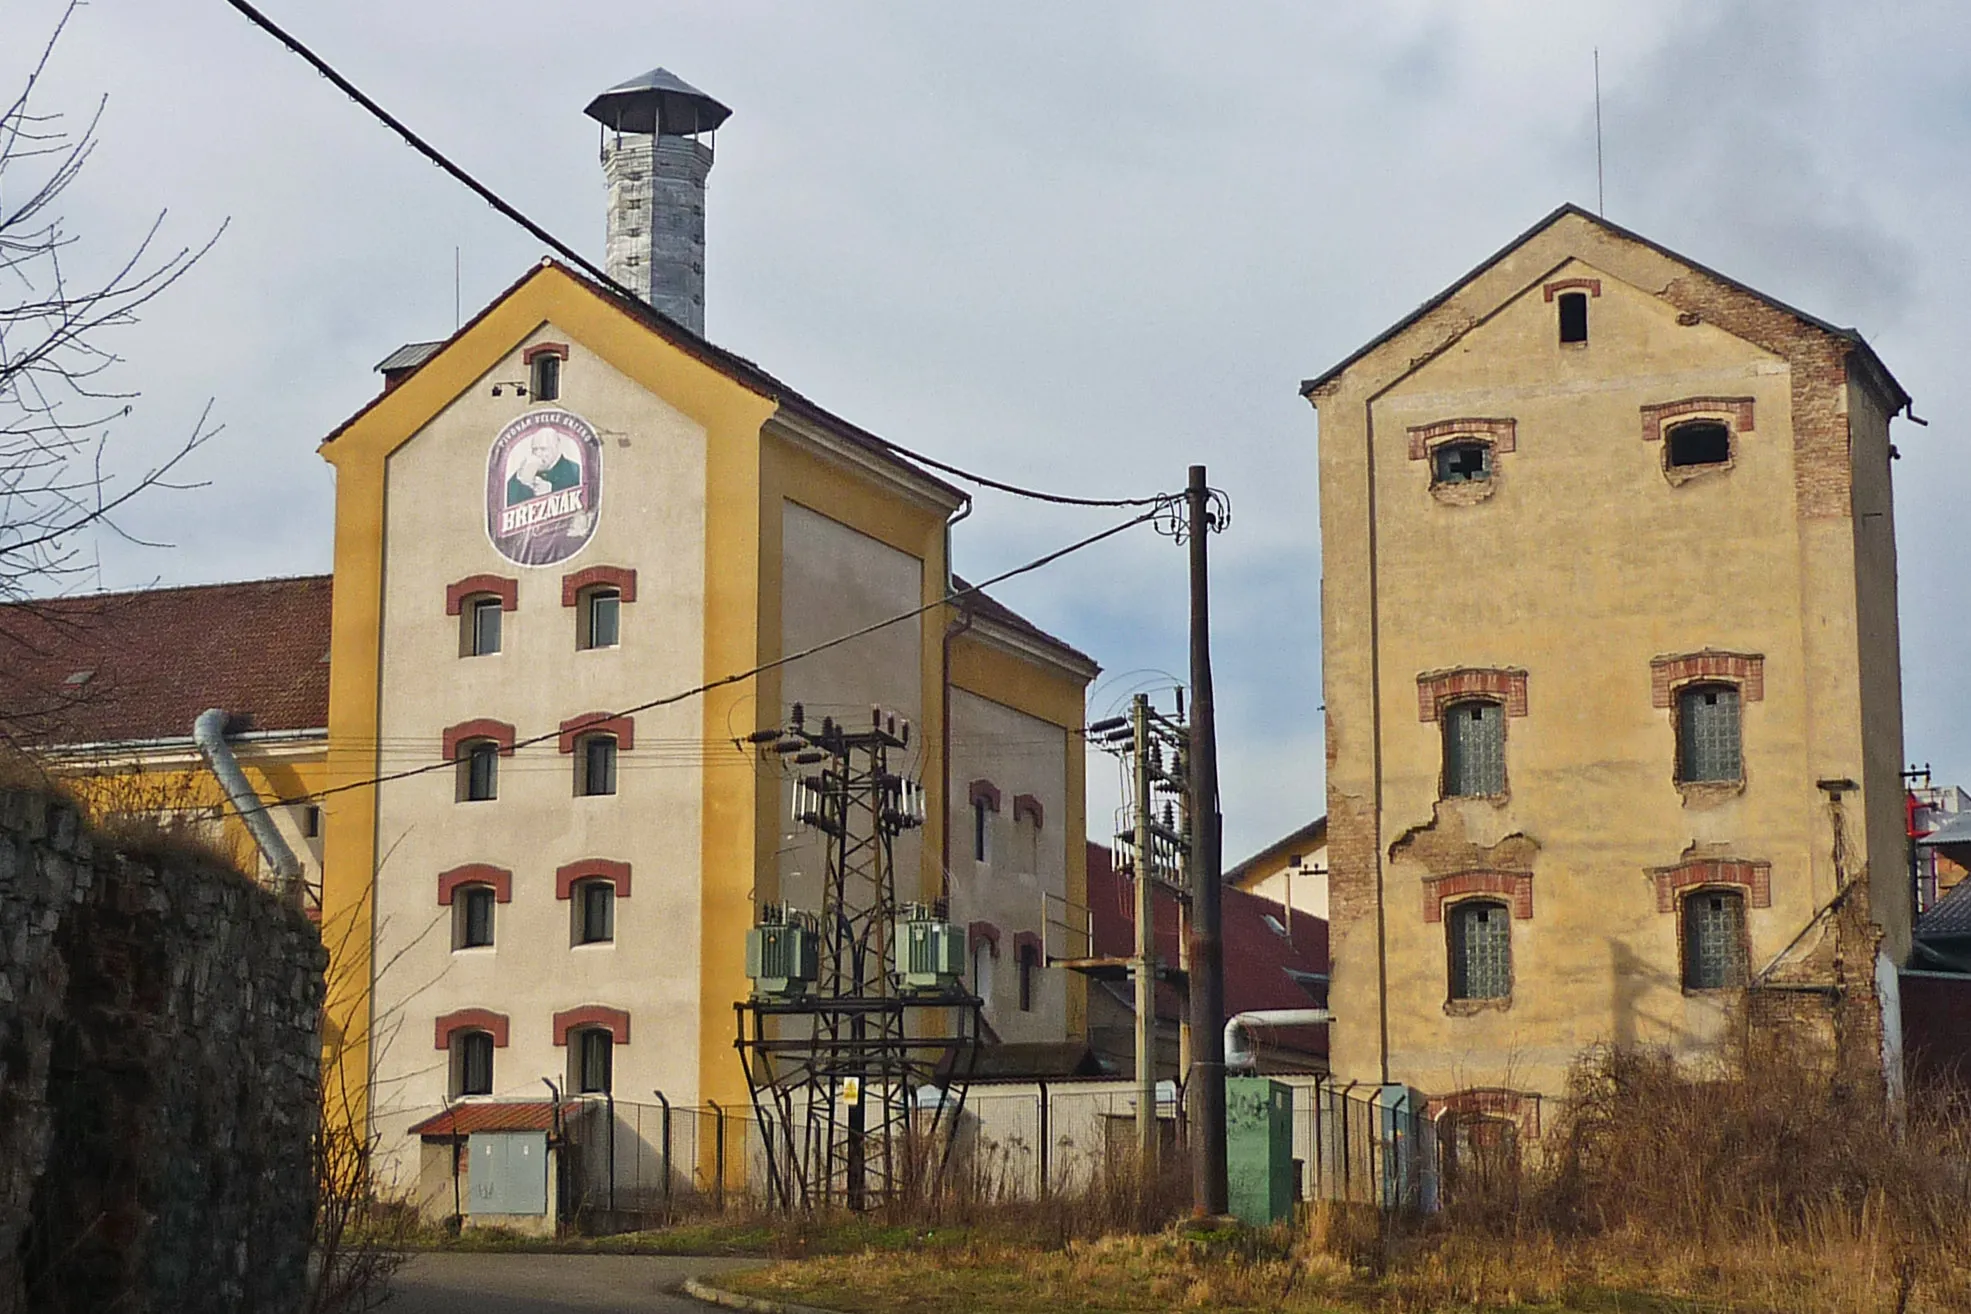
[1085,842,1329,1059]
[407,1101,579,1139]
[1,576,333,748]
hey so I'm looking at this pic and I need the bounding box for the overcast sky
[11,1,1970,862]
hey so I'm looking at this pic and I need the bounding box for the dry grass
[725,1038,1971,1313]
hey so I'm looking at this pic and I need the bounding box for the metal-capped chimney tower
[584,67,730,335]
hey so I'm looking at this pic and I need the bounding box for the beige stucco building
[1304,205,1911,1123]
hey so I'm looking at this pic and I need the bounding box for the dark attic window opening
[1434,441,1492,484]
[1558,291,1589,344]
[1667,421,1731,468]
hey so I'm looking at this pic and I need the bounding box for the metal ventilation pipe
[193,707,303,903]
[1225,1008,1332,1073]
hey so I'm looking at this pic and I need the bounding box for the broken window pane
[1450,900,1512,1000]
[1667,420,1731,468]
[1677,683,1741,782]
[1443,699,1506,796]
[1433,442,1492,484]
[1683,889,1747,989]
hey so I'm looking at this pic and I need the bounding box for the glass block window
[454,1032,494,1097]
[1683,889,1748,990]
[1678,683,1741,782]
[1449,900,1512,1001]
[1443,700,1506,797]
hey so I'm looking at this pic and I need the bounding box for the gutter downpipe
[939,495,975,898]
[194,707,304,906]
[1224,1008,1333,1073]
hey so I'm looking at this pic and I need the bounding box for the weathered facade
[1304,206,1911,1111]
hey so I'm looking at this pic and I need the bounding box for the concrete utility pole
[1185,464,1228,1218]
[1131,693,1157,1178]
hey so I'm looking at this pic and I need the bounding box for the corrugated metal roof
[1918,880,1971,940]
[407,1101,578,1138]
[1919,811,1971,848]
[373,341,445,374]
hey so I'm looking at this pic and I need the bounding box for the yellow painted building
[1304,206,1911,1124]
[318,256,1096,1196]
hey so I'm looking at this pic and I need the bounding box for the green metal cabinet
[467,1130,548,1216]
[1226,1076,1294,1225]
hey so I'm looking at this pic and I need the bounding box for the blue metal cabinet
[467,1130,549,1215]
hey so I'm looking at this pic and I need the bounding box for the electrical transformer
[746,906,818,999]
[893,903,964,993]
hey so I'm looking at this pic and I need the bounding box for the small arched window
[1682,889,1748,990]
[452,1031,494,1097]
[972,940,996,1008]
[463,595,503,657]
[571,1028,613,1095]
[579,586,621,650]
[1677,683,1741,783]
[1017,941,1040,1012]
[1442,699,1506,797]
[1448,899,1512,1001]
[454,885,496,949]
[577,734,618,797]
[573,879,615,944]
[459,740,499,802]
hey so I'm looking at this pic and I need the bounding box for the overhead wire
[276,507,1161,807]
[222,0,1175,512]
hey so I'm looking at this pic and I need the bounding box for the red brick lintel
[558,713,635,754]
[1423,870,1533,923]
[1651,859,1772,913]
[1417,668,1528,722]
[552,1005,630,1046]
[442,719,517,760]
[438,864,512,905]
[1640,396,1755,444]
[435,1008,509,1049]
[446,575,518,615]
[1650,651,1764,708]
[969,779,1002,811]
[522,342,570,364]
[561,565,638,606]
[1542,278,1602,302]
[1013,793,1044,828]
[968,920,1001,956]
[1407,417,1517,461]
[556,859,632,900]
[1426,1087,1542,1139]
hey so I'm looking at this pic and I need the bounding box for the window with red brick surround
[968,780,1002,811]
[1426,1087,1541,1139]
[435,1008,509,1049]
[446,574,518,615]
[1424,870,1533,923]
[522,342,569,365]
[443,719,516,760]
[1012,794,1044,828]
[438,864,512,905]
[561,565,638,607]
[1013,930,1042,960]
[1542,278,1601,302]
[1407,418,1517,462]
[552,1005,630,1046]
[1640,397,1755,445]
[1417,668,1528,722]
[1650,651,1763,707]
[968,920,1001,957]
[555,859,631,900]
[558,713,635,754]
[1650,858,1771,912]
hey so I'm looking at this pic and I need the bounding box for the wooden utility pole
[1185,464,1227,1218]
[1131,693,1158,1179]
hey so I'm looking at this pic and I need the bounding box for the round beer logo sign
[485,409,603,567]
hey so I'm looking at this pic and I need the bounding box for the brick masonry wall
[0,788,326,1314]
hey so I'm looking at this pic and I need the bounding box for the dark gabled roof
[1226,815,1327,887]
[952,574,1098,673]
[1298,203,1910,409]
[373,341,444,374]
[1,576,332,748]
[1918,879,1971,940]
[324,259,966,505]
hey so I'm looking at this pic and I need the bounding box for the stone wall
[0,787,326,1314]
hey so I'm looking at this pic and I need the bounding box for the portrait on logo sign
[484,409,604,566]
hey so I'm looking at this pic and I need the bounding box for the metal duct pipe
[193,707,303,903]
[1225,1008,1331,1073]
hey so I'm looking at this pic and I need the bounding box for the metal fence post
[654,1090,672,1217]
[708,1099,727,1211]
[1037,1080,1051,1200]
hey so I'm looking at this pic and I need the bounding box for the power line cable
[222,0,1172,512]
[278,507,1160,807]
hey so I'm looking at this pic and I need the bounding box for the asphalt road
[386,1253,768,1314]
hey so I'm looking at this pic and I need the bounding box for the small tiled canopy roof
[407,1101,578,1139]
[0,576,332,747]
